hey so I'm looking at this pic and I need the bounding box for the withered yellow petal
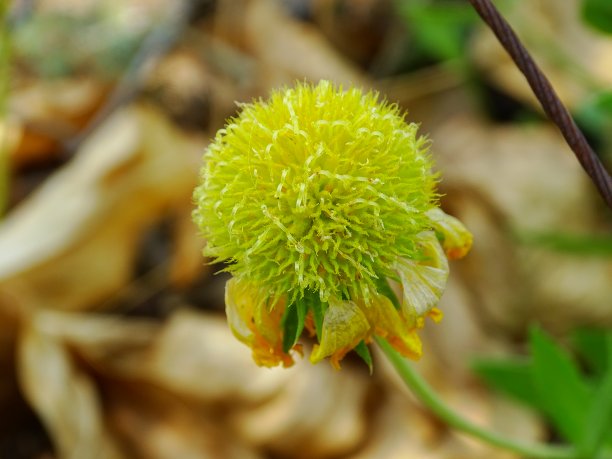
[360,293,422,360]
[310,297,370,367]
[426,208,472,260]
[225,277,256,344]
[225,277,293,368]
[395,231,449,326]
[253,295,286,347]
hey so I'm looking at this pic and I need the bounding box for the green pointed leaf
[473,358,545,411]
[282,299,306,353]
[573,328,611,379]
[530,326,593,446]
[582,0,612,34]
[577,90,612,136]
[304,290,326,341]
[397,1,476,60]
[581,334,612,456]
[354,340,373,374]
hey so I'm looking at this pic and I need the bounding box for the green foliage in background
[13,11,146,79]
[577,91,612,157]
[515,230,612,257]
[396,0,477,62]
[475,327,612,459]
[582,0,612,35]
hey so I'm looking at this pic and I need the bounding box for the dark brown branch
[468,0,612,209]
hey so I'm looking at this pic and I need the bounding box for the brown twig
[468,0,612,209]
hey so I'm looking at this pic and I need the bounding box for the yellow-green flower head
[193,81,472,369]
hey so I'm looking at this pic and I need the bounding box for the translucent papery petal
[225,277,256,344]
[426,207,473,260]
[310,297,370,369]
[359,293,422,360]
[225,278,293,367]
[395,231,449,326]
[254,293,286,346]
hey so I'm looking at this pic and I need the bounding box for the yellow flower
[193,81,472,369]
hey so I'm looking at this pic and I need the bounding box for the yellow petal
[253,294,286,346]
[360,293,422,360]
[225,277,294,368]
[309,297,370,369]
[395,231,448,326]
[428,307,443,323]
[225,277,256,345]
[426,207,472,260]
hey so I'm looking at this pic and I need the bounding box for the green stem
[0,2,10,216]
[376,337,605,459]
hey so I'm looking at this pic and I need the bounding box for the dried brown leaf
[17,314,125,459]
[0,104,201,312]
[432,115,612,331]
[232,357,369,458]
[10,78,110,167]
[146,310,294,404]
[27,310,159,376]
[243,0,369,87]
[105,381,264,459]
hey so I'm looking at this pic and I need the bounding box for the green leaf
[582,0,612,34]
[397,0,476,60]
[304,291,326,341]
[354,340,374,374]
[576,90,612,151]
[375,276,401,310]
[530,326,593,446]
[573,329,611,379]
[582,336,612,457]
[473,358,545,411]
[281,299,306,353]
[515,230,612,257]
[577,91,612,131]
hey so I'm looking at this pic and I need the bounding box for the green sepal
[281,299,307,353]
[374,275,401,310]
[305,291,326,341]
[354,340,373,375]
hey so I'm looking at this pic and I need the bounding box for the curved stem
[0,1,10,216]
[376,337,603,459]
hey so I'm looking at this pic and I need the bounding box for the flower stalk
[0,2,10,216]
[377,337,612,459]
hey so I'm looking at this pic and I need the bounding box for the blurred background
[0,0,611,458]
